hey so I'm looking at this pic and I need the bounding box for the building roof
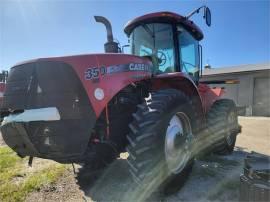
[203,62,270,76]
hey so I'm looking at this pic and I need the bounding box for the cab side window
[178,27,199,81]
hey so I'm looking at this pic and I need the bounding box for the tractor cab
[124,7,211,83]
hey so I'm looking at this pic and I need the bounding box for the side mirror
[186,6,212,27]
[204,7,211,27]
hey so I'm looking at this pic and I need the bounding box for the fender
[151,72,205,126]
[198,83,225,113]
[151,73,225,115]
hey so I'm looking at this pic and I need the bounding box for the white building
[201,63,270,117]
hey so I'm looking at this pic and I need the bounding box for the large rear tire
[126,89,198,200]
[207,99,239,155]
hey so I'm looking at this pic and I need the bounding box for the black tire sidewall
[207,99,238,155]
[127,90,198,196]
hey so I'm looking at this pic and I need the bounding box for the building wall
[253,77,270,116]
[201,70,270,116]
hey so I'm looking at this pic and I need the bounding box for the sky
[1,0,269,70]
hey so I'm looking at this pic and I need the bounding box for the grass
[0,147,23,183]
[0,146,66,202]
[0,146,21,170]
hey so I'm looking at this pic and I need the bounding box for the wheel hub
[165,113,193,174]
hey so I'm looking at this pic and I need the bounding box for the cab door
[177,26,200,83]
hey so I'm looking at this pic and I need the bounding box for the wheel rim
[226,111,236,146]
[165,112,193,174]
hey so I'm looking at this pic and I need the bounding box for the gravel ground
[236,116,270,155]
[26,169,85,202]
[2,116,270,201]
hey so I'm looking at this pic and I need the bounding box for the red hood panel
[18,54,152,116]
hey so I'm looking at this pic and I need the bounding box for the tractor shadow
[75,148,269,202]
[166,147,269,202]
[76,158,136,201]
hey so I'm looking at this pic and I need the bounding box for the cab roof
[124,11,204,41]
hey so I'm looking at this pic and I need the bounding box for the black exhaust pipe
[94,16,119,53]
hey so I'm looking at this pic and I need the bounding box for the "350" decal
[85,66,106,80]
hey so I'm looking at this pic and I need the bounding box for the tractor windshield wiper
[142,24,155,38]
[141,24,156,51]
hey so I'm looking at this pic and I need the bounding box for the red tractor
[1,6,240,197]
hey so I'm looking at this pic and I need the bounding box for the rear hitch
[72,163,76,174]
[28,156,34,167]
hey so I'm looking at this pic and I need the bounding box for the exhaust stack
[94,16,119,53]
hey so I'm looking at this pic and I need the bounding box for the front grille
[3,63,35,110]
[3,61,92,119]
[1,61,96,159]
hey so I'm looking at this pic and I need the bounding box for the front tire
[126,89,197,200]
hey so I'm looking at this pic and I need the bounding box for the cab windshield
[131,23,175,74]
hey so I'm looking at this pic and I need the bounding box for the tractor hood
[6,53,153,116]
[14,53,152,73]
[1,53,152,161]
